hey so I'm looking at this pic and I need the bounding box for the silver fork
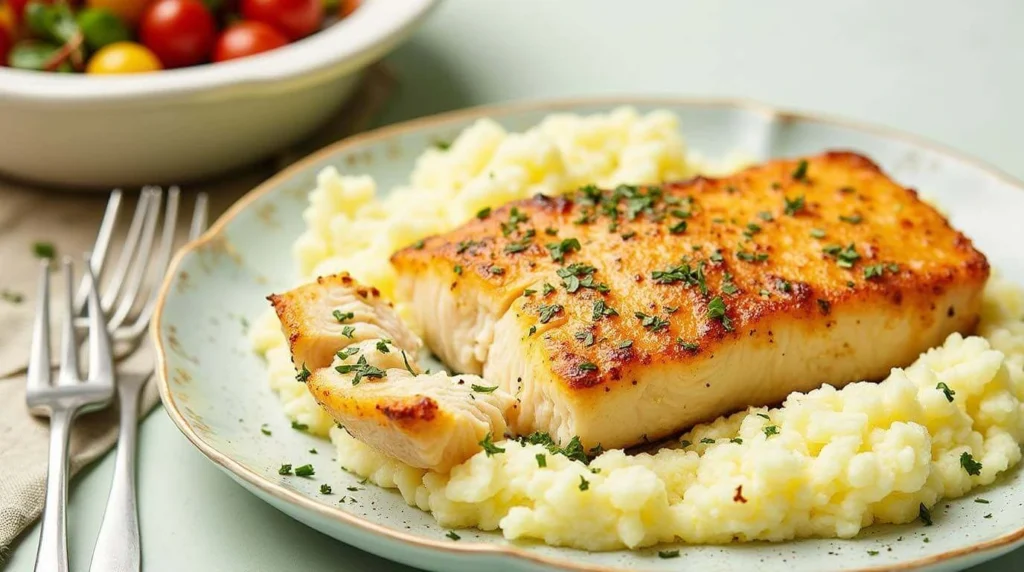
[85,190,208,572]
[27,259,115,572]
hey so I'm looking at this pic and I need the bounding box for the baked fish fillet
[391,151,990,451]
[269,273,514,472]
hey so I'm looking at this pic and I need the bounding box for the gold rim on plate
[152,96,1024,572]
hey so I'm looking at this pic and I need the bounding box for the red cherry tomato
[8,0,32,21]
[240,0,321,41]
[0,26,10,66]
[213,21,287,63]
[139,0,215,68]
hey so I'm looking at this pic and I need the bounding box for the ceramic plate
[154,98,1024,572]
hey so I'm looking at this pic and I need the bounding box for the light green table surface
[7,1,1024,570]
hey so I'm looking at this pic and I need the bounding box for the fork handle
[34,408,74,572]
[89,378,145,572]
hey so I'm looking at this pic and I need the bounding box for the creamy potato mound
[250,108,1024,550]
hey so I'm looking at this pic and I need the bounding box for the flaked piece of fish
[269,273,514,472]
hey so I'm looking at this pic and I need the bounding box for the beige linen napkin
[0,64,396,562]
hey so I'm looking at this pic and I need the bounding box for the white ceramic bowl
[0,0,438,189]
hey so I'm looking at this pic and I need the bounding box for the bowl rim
[152,95,1024,572]
[0,0,438,104]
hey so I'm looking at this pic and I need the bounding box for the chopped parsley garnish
[294,464,315,477]
[758,211,774,222]
[412,239,425,250]
[919,503,933,526]
[617,340,633,349]
[547,238,581,262]
[652,261,706,294]
[471,384,499,393]
[975,498,990,504]
[679,440,692,447]
[538,304,563,324]
[839,214,863,224]
[332,310,354,322]
[341,325,355,338]
[756,413,770,419]
[500,207,529,236]
[479,432,505,456]
[454,265,463,275]
[721,272,739,296]
[375,340,391,354]
[709,249,724,263]
[446,531,461,541]
[504,237,532,254]
[783,195,806,216]
[775,278,792,293]
[736,249,768,263]
[401,350,416,375]
[278,464,292,475]
[291,420,309,431]
[792,159,809,180]
[489,265,505,275]
[677,339,699,351]
[476,207,492,219]
[730,437,743,444]
[320,484,332,494]
[810,228,826,239]
[763,425,780,437]
[867,550,879,556]
[456,239,480,254]
[823,243,860,268]
[336,347,359,359]
[528,325,537,336]
[574,330,595,347]
[960,452,983,476]
[32,241,56,259]
[621,231,637,240]
[1,290,23,304]
[578,476,590,491]
[336,355,386,385]
[578,362,598,372]
[260,424,272,436]
[593,300,618,320]
[523,288,536,296]
[296,363,311,382]
[635,312,670,332]
[542,283,555,295]
[668,220,687,234]
[671,208,692,219]
[700,438,716,444]
[309,448,317,454]
[936,382,955,402]
[545,227,558,236]
[707,296,733,331]
[863,264,885,279]
[519,432,589,464]
[743,222,762,238]
[556,263,604,293]
[658,550,680,559]
[536,454,547,467]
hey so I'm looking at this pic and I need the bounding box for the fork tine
[190,192,208,240]
[107,189,165,330]
[27,260,52,391]
[57,258,80,384]
[122,188,184,339]
[84,256,113,384]
[100,189,154,313]
[74,190,123,315]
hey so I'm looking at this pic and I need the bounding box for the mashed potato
[250,107,1024,550]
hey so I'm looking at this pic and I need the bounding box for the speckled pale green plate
[153,97,1024,572]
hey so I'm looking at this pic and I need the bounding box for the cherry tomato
[86,0,153,25]
[213,21,286,62]
[86,41,162,73]
[0,26,10,65]
[240,0,321,41]
[139,0,215,68]
[7,0,30,21]
[0,3,17,36]
[338,0,358,18]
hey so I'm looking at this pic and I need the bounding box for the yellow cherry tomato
[86,0,152,25]
[86,42,162,74]
[0,3,16,38]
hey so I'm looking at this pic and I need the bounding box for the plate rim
[152,95,1024,572]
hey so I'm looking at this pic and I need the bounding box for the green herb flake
[840,213,863,224]
[736,249,769,263]
[0,290,24,304]
[758,211,774,222]
[592,299,619,320]
[756,413,770,419]
[783,195,806,216]
[867,550,879,556]
[936,382,956,402]
[792,159,809,180]
[454,265,463,275]
[296,363,312,383]
[817,299,831,315]
[823,243,860,268]
[763,425,780,437]
[578,476,590,491]
[707,296,733,331]
[578,362,598,372]
[535,454,547,467]
[528,325,537,336]
[332,310,354,323]
[32,241,56,259]
[479,432,505,456]
[574,330,595,347]
[730,437,743,444]
[960,452,983,476]
[320,484,332,494]
[522,288,536,296]
[975,498,990,504]
[546,238,582,262]
[668,220,687,234]
[658,549,680,559]
[677,339,699,351]
[634,312,670,332]
[412,239,425,250]
[476,207,492,219]
[278,464,292,475]
[341,325,356,339]
[471,384,499,393]
[538,304,564,324]
[446,530,461,541]
[489,265,505,275]
[260,424,272,436]
[456,239,480,254]
[336,355,386,385]
[291,420,309,431]
[710,250,724,263]
[810,228,827,239]
[401,350,416,375]
[617,340,633,349]
[700,438,716,444]
[542,283,555,295]
[375,340,391,354]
